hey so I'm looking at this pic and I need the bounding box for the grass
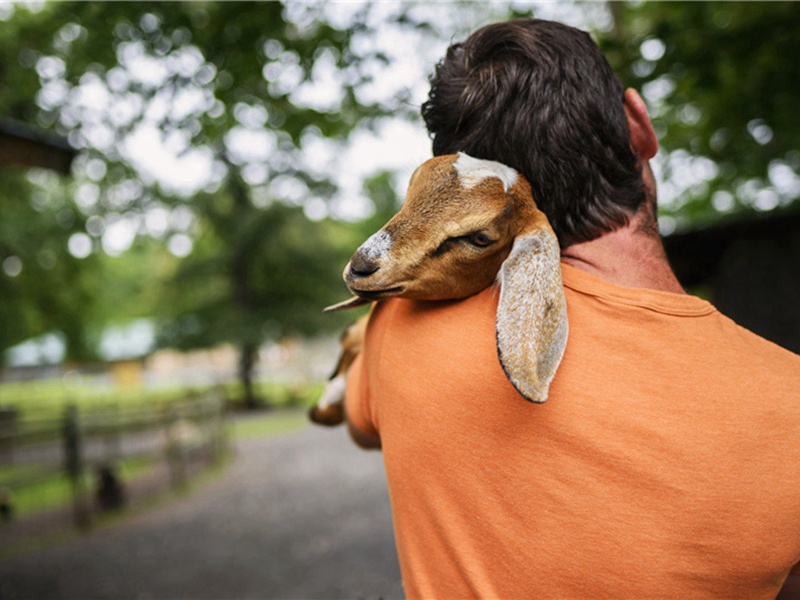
[0,463,42,486]
[229,408,310,441]
[2,455,158,518]
[0,374,321,529]
[9,471,81,517]
[0,378,325,421]
[0,407,313,520]
[0,453,235,563]
[0,380,189,415]
[0,372,324,563]
[0,408,323,565]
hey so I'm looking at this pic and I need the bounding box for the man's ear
[624,88,658,160]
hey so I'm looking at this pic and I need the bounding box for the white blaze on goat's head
[453,152,519,192]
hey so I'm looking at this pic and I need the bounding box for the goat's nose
[349,250,380,278]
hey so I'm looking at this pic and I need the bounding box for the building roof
[664,207,800,287]
[0,117,76,175]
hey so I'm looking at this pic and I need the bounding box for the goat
[309,316,368,426]
[309,152,568,426]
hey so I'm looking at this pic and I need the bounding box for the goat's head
[326,152,568,404]
[340,153,541,303]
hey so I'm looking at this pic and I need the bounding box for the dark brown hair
[421,19,645,247]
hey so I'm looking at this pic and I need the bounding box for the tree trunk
[220,151,263,410]
[238,342,261,409]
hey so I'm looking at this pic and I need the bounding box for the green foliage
[358,170,404,233]
[91,237,178,326]
[3,1,797,375]
[0,168,99,359]
[157,200,357,351]
[0,1,408,369]
[600,2,800,225]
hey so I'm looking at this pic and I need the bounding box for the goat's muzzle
[347,286,404,301]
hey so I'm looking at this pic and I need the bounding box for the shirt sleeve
[344,350,379,438]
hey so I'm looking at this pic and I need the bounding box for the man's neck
[560,218,686,295]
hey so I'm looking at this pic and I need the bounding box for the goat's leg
[309,315,369,427]
[308,374,347,426]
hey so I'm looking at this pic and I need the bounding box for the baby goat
[309,152,568,426]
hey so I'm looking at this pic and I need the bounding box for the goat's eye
[467,232,495,248]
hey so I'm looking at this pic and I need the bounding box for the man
[345,19,800,599]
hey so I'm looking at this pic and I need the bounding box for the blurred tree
[157,195,364,406]
[0,167,99,360]
[4,1,796,398]
[600,2,800,228]
[0,1,424,403]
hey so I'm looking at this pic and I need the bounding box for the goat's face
[331,153,568,406]
[343,153,542,302]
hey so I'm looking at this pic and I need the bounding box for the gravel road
[0,421,403,599]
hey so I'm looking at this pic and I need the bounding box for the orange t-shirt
[346,263,800,599]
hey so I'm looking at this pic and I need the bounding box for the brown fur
[312,153,567,426]
[343,154,540,301]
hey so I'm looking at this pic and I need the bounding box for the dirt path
[0,422,403,599]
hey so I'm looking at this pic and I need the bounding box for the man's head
[422,19,656,247]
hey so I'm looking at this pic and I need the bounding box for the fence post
[0,405,18,464]
[102,401,121,465]
[164,403,187,491]
[63,404,91,530]
[211,392,228,465]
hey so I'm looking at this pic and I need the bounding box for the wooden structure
[665,208,800,354]
[0,117,76,174]
[0,393,228,532]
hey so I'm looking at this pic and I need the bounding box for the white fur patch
[318,374,347,409]
[454,152,518,192]
[444,221,461,235]
[360,230,392,260]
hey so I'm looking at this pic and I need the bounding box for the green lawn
[0,376,323,520]
[0,408,314,519]
[0,378,325,421]
[229,409,311,441]
[2,455,157,518]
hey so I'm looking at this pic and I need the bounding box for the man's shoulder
[368,289,500,359]
[718,312,800,371]
[374,287,500,326]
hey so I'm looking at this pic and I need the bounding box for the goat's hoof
[308,403,345,427]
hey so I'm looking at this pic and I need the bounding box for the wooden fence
[0,392,228,533]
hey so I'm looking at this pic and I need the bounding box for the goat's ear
[323,296,371,313]
[495,222,568,403]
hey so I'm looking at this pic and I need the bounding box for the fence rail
[0,391,228,533]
